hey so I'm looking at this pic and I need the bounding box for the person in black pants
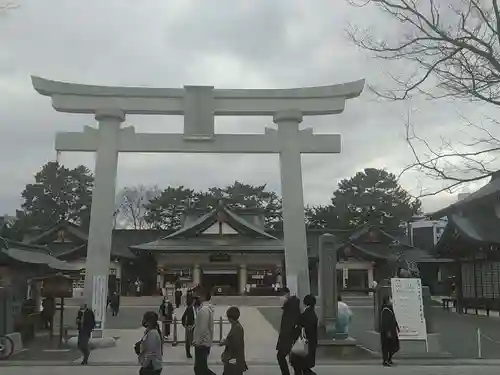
[276,288,301,375]
[175,289,183,309]
[193,289,215,375]
[159,298,174,338]
[290,294,318,375]
[181,295,196,358]
[76,304,96,365]
[380,296,400,367]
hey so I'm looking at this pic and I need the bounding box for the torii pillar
[31,76,364,332]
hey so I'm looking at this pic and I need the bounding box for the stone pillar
[239,265,247,295]
[274,110,310,301]
[193,264,201,286]
[318,233,338,337]
[84,108,125,335]
[368,266,374,295]
[156,272,162,291]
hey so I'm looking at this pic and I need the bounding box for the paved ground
[15,295,500,363]
[90,305,277,364]
[2,365,500,375]
[63,295,288,307]
[259,298,500,359]
[11,334,82,362]
[56,294,377,330]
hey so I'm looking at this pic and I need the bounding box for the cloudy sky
[0,0,495,216]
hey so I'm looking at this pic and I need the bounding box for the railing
[476,328,500,358]
[161,316,230,346]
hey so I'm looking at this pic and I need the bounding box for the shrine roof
[26,221,136,259]
[431,172,500,219]
[26,221,88,244]
[131,203,283,252]
[163,203,279,240]
[131,235,284,253]
[336,225,436,263]
[0,237,81,271]
[436,212,500,249]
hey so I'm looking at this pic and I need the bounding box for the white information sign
[390,278,427,341]
[92,275,108,330]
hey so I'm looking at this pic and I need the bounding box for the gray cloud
[0,0,491,217]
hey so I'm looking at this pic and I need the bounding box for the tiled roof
[132,203,283,252]
[431,172,500,219]
[0,237,80,271]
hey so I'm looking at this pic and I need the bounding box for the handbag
[291,329,308,357]
[134,332,147,356]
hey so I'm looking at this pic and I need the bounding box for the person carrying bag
[136,311,163,375]
[291,328,308,357]
[290,294,318,375]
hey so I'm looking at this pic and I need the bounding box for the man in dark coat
[220,306,248,375]
[290,294,318,375]
[181,295,196,358]
[41,296,55,333]
[276,288,301,375]
[380,296,400,367]
[76,303,96,365]
[175,288,183,309]
[110,292,120,317]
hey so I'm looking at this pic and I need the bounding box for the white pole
[477,328,482,358]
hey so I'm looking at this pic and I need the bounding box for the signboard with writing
[390,278,427,341]
[209,253,231,262]
[92,275,107,330]
[41,275,73,298]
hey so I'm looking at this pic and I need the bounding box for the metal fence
[161,316,230,346]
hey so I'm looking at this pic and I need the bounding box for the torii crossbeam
[32,76,364,334]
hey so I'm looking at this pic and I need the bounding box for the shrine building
[23,202,437,296]
[432,171,500,305]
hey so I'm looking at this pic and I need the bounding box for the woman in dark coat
[380,296,400,367]
[276,288,301,375]
[220,306,248,375]
[290,294,318,375]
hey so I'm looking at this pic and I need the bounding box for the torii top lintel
[31,76,365,117]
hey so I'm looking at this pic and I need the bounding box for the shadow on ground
[258,306,500,359]
[11,335,81,362]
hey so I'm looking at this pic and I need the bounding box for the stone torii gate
[32,76,364,332]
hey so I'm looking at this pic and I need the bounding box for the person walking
[110,292,120,317]
[380,296,400,367]
[181,295,196,358]
[175,288,183,309]
[76,303,96,365]
[336,295,353,334]
[41,296,55,334]
[137,311,163,375]
[290,294,318,375]
[276,287,301,375]
[159,297,174,338]
[192,289,215,375]
[220,306,248,375]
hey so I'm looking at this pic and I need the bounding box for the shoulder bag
[291,328,308,357]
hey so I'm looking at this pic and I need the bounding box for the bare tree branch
[347,0,500,195]
[0,1,19,11]
[116,185,161,229]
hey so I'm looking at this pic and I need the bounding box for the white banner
[390,278,427,341]
[92,275,108,330]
